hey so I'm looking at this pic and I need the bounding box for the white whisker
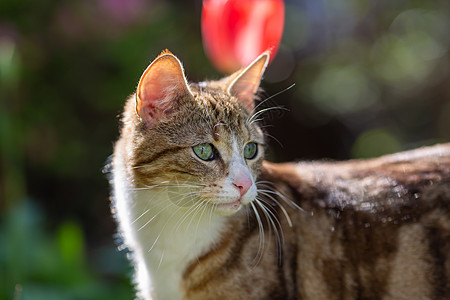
[258,191,293,227]
[255,199,283,265]
[133,184,160,190]
[136,193,191,231]
[256,181,304,212]
[147,203,186,253]
[175,199,205,233]
[131,181,206,191]
[194,202,210,244]
[156,251,165,271]
[247,83,295,120]
[187,200,208,232]
[250,201,265,267]
[264,133,284,148]
[247,106,289,126]
[137,213,159,231]
[135,189,175,229]
[132,209,150,224]
[246,84,294,126]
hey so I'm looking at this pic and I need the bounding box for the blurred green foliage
[0,0,449,299]
[0,201,133,299]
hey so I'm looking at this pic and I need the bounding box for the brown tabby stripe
[182,219,252,294]
[273,254,289,300]
[427,222,450,298]
[135,146,185,167]
[183,204,301,299]
[286,236,299,299]
[112,49,450,299]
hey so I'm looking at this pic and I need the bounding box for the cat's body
[110,50,450,300]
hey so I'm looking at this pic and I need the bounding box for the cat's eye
[193,143,215,161]
[244,142,258,160]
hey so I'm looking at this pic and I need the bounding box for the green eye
[244,142,258,159]
[193,143,215,161]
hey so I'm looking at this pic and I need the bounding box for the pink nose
[233,174,252,196]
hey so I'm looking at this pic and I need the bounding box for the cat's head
[122,50,269,216]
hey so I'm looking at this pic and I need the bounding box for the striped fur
[181,146,450,300]
[110,52,450,300]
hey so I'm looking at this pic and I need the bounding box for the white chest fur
[112,157,226,300]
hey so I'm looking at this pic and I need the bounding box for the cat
[110,50,450,300]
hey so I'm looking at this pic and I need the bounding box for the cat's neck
[113,152,227,299]
[132,187,228,260]
[135,189,227,299]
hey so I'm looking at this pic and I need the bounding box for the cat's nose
[233,174,252,196]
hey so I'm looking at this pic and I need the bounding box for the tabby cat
[110,50,450,300]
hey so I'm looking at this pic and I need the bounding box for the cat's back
[263,142,450,212]
[260,143,450,300]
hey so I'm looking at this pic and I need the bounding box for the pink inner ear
[228,52,269,111]
[136,54,191,123]
[139,75,175,116]
[233,89,255,111]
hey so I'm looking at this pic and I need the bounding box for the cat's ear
[136,50,193,124]
[227,51,270,110]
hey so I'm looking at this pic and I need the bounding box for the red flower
[202,0,284,73]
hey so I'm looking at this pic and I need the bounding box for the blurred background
[0,0,449,299]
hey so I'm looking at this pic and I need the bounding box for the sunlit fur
[111,56,283,299]
[111,52,450,300]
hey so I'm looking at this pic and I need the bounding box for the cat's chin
[213,199,244,216]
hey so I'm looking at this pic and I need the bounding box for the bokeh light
[0,0,449,299]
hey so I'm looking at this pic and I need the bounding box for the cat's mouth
[218,198,241,210]
[213,198,243,215]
